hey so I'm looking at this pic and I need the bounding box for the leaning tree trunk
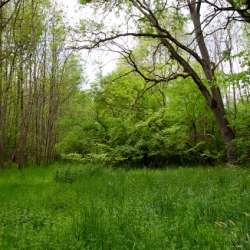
[188,0,236,163]
[131,0,237,163]
[210,87,236,163]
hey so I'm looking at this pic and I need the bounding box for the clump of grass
[0,163,249,249]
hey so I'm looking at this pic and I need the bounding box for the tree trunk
[132,0,237,163]
[188,0,236,163]
[210,90,236,163]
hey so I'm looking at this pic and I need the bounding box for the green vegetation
[0,1,250,167]
[0,0,81,167]
[0,163,249,249]
[57,66,250,166]
[0,1,249,248]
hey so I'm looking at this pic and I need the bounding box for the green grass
[0,163,249,249]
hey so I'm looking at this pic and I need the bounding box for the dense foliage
[57,63,250,166]
[0,1,249,248]
[0,0,249,167]
[0,0,81,167]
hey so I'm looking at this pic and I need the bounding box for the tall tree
[0,0,81,167]
[79,0,250,163]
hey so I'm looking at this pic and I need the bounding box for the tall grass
[0,163,249,249]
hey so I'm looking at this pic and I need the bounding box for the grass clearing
[0,163,249,249]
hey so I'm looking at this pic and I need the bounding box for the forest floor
[0,163,249,249]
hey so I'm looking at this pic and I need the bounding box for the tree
[0,0,81,167]
[78,0,250,163]
[0,0,12,9]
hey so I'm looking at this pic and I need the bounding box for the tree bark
[188,0,236,163]
[209,88,236,162]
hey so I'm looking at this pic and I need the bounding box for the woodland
[0,0,249,168]
[0,0,249,248]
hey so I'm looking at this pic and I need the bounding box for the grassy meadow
[0,163,249,249]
